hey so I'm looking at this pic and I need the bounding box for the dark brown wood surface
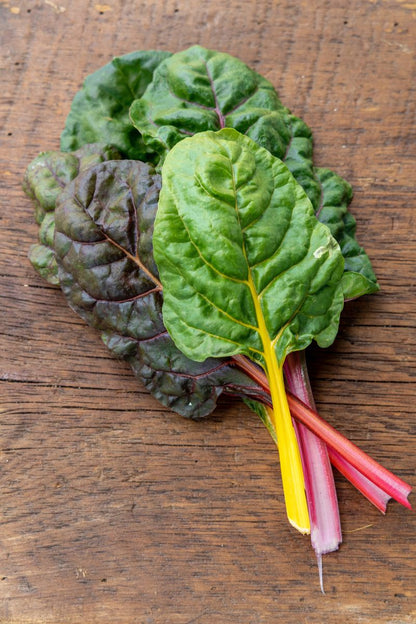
[1,1,415,622]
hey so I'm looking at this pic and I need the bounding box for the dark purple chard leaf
[130,45,321,210]
[23,143,122,284]
[61,50,171,161]
[102,330,269,419]
[23,144,119,225]
[54,159,268,419]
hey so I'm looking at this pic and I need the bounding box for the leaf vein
[72,189,162,289]
[159,243,258,334]
[257,238,313,300]
[172,313,262,356]
[173,207,247,286]
[226,85,260,117]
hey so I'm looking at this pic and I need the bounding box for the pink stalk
[286,393,412,509]
[284,352,342,563]
[231,355,413,510]
[328,447,391,514]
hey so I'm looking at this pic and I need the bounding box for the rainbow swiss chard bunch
[24,45,412,591]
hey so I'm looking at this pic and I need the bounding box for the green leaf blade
[60,50,171,160]
[130,46,291,160]
[314,167,379,299]
[155,128,342,532]
[154,129,345,367]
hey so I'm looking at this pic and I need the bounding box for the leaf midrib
[73,190,162,290]
[229,156,309,362]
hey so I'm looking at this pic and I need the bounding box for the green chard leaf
[23,143,122,284]
[154,129,345,366]
[61,50,171,160]
[154,128,345,531]
[314,167,379,299]
[28,214,59,285]
[53,159,269,418]
[130,45,321,210]
[130,46,377,299]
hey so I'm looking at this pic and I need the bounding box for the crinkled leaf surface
[61,50,171,160]
[54,159,268,418]
[154,129,345,366]
[314,168,379,299]
[29,213,59,284]
[130,45,378,298]
[24,143,121,284]
[130,45,321,210]
[23,143,121,224]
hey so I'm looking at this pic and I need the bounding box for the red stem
[286,394,412,510]
[328,448,391,513]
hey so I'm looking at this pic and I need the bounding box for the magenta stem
[328,447,391,513]
[284,352,342,556]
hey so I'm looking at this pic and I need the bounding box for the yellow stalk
[265,380,310,534]
[266,398,311,535]
[247,277,310,534]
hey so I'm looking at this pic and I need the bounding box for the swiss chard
[23,46,411,588]
[23,143,411,585]
[129,44,379,562]
[130,45,321,210]
[153,128,345,532]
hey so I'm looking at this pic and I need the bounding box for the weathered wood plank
[1,0,415,622]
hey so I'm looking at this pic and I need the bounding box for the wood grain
[1,0,415,622]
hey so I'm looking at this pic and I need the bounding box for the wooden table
[1,1,415,622]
